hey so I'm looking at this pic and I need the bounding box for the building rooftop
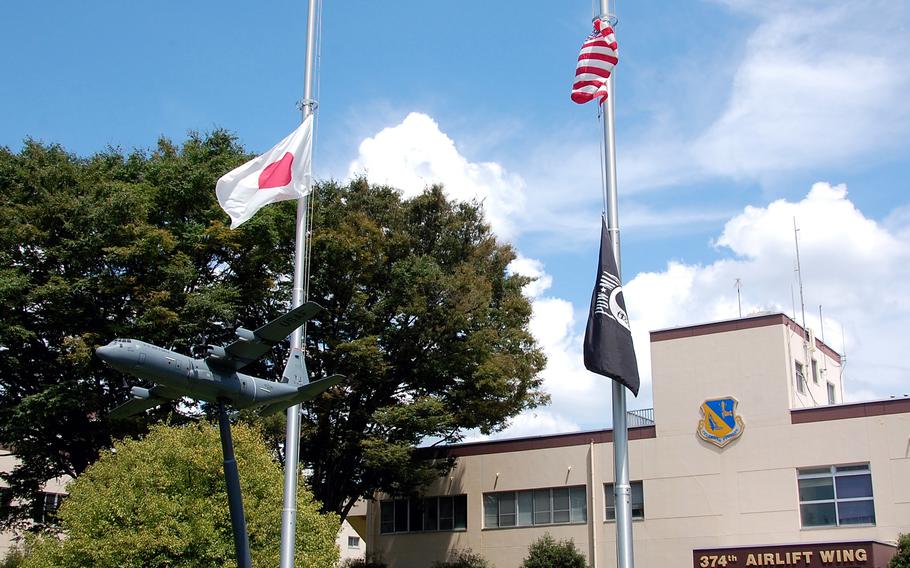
[650,312,842,361]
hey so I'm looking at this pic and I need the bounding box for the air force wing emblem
[697,397,744,448]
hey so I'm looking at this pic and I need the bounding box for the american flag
[571,18,618,105]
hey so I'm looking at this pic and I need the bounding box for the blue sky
[3,0,909,437]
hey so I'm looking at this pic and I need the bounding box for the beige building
[0,450,69,559]
[359,313,909,568]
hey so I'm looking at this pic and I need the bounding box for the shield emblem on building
[697,397,744,448]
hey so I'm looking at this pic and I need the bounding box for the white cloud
[463,410,581,443]
[625,183,910,402]
[348,112,526,239]
[622,1,910,191]
[507,255,553,299]
[504,256,631,437]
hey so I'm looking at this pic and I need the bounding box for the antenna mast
[793,217,809,337]
[793,217,813,403]
[734,278,743,318]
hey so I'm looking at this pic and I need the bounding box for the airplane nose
[96,343,116,362]
[96,341,137,370]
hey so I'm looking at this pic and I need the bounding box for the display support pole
[218,401,253,568]
[280,0,320,565]
[598,1,635,567]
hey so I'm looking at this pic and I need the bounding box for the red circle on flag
[258,152,294,189]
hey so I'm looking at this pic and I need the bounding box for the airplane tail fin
[259,374,345,417]
[282,348,309,386]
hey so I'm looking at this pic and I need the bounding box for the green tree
[891,534,910,568]
[22,422,339,568]
[299,180,546,517]
[521,534,589,568]
[0,135,297,526]
[0,136,546,523]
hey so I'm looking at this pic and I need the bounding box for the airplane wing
[109,385,183,419]
[258,374,345,417]
[207,301,323,370]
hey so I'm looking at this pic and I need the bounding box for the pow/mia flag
[583,218,640,395]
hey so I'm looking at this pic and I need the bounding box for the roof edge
[791,396,910,424]
[418,425,657,459]
[650,312,841,361]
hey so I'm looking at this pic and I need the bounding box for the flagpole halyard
[597,1,636,568]
[280,0,321,566]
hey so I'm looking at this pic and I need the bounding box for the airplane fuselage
[97,339,298,409]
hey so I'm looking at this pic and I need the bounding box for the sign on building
[693,541,896,568]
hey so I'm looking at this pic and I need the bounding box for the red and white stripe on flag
[571,18,618,105]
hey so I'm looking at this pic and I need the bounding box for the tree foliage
[0,135,297,526]
[891,534,910,568]
[0,135,546,523]
[299,180,546,516]
[22,422,339,568]
[521,534,589,568]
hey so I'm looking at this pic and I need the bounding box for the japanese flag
[216,115,314,228]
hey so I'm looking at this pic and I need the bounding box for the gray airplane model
[97,301,343,418]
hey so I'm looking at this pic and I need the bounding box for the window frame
[811,358,819,384]
[604,481,645,522]
[379,494,468,534]
[797,464,875,528]
[483,485,587,529]
[826,381,836,404]
[795,361,806,393]
[347,536,360,549]
[34,491,65,526]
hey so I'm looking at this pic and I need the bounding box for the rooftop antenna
[840,323,848,372]
[734,278,743,318]
[818,304,825,342]
[793,217,817,405]
[790,283,797,321]
[819,305,828,373]
[793,217,809,339]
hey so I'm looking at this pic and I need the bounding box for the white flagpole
[280,0,320,565]
[597,1,635,567]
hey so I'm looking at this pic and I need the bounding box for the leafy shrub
[22,423,339,568]
[432,548,492,568]
[891,534,910,568]
[340,557,387,568]
[0,546,26,568]
[521,534,589,568]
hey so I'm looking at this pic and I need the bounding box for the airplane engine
[130,387,151,399]
[235,328,256,341]
[207,345,227,359]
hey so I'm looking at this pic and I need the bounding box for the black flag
[583,218,640,395]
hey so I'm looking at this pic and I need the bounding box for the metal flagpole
[280,0,320,565]
[598,1,635,567]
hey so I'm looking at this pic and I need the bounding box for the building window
[380,494,467,534]
[33,492,64,525]
[605,481,644,521]
[484,486,586,529]
[811,359,819,384]
[795,362,806,393]
[0,487,12,521]
[798,465,875,527]
[348,536,360,549]
[827,382,836,405]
